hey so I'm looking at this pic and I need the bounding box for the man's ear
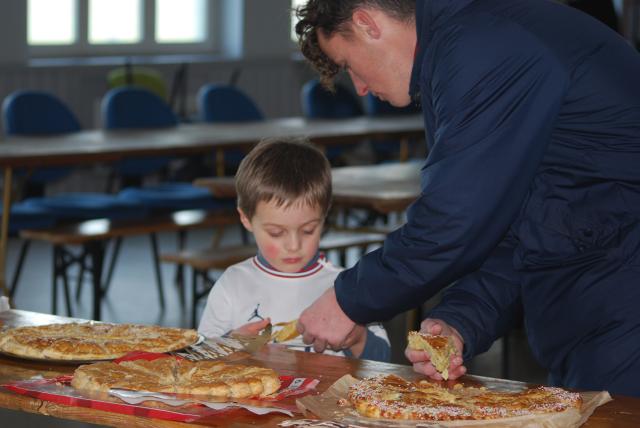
[352,8,381,39]
[237,207,253,232]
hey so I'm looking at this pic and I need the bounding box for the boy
[198,138,390,361]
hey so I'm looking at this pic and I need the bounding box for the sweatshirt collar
[254,251,326,278]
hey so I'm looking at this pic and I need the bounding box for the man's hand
[298,287,356,353]
[405,318,467,380]
[232,318,271,336]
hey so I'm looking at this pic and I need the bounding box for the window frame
[28,0,220,58]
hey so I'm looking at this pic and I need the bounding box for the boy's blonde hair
[235,138,332,219]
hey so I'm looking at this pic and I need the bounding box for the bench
[159,229,387,327]
[19,209,240,320]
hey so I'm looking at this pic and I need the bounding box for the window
[28,0,216,57]
[290,0,307,42]
[28,0,76,46]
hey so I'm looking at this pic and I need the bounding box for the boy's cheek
[262,244,281,260]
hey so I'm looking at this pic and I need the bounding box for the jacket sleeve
[427,235,522,360]
[336,19,568,324]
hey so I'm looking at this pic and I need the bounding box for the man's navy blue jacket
[335,0,640,396]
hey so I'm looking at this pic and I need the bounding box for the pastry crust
[407,331,457,380]
[348,374,582,421]
[272,320,300,343]
[0,323,199,360]
[71,358,281,398]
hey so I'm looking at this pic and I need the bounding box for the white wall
[0,0,315,132]
[0,0,27,64]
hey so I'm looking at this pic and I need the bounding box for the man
[295,0,640,397]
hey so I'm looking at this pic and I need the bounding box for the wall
[0,0,316,134]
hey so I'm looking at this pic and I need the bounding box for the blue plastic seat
[301,79,363,163]
[197,84,264,174]
[2,91,78,196]
[118,183,234,211]
[197,84,264,123]
[21,193,148,221]
[1,201,57,236]
[101,86,176,188]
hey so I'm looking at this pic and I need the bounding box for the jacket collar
[409,0,478,100]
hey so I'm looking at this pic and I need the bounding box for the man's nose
[349,71,369,96]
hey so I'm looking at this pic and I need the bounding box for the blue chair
[2,90,150,317]
[2,91,77,197]
[102,86,232,212]
[101,86,176,190]
[197,84,264,175]
[301,79,363,164]
[197,84,264,123]
[364,93,422,162]
[103,86,236,306]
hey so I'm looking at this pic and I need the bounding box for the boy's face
[238,199,324,273]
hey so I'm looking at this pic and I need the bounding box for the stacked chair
[1,90,149,315]
[300,79,364,165]
[196,83,264,176]
[101,86,236,308]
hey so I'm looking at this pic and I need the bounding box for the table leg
[0,168,13,299]
[216,148,225,177]
[399,137,409,162]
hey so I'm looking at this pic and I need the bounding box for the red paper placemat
[2,352,319,423]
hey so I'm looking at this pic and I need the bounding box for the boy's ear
[351,8,381,40]
[237,207,253,232]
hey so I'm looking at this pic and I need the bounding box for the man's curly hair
[294,0,416,90]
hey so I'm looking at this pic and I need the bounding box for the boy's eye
[267,231,284,238]
[302,228,317,235]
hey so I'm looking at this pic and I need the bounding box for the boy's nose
[285,234,302,251]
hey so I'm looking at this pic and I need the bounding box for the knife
[230,323,272,354]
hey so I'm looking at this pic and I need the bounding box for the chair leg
[61,256,73,317]
[86,241,105,321]
[9,240,31,299]
[52,245,60,315]
[75,258,86,301]
[102,237,123,295]
[149,233,166,310]
[174,230,187,309]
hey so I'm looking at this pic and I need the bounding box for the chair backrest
[2,90,81,135]
[101,86,178,130]
[301,79,363,119]
[107,66,168,100]
[364,93,420,117]
[197,84,264,123]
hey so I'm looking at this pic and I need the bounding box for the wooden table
[0,310,639,427]
[0,115,425,300]
[194,161,423,216]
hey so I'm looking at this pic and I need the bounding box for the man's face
[239,199,324,273]
[317,11,414,107]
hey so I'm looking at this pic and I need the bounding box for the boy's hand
[405,318,467,381]
[232,318,271,336]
